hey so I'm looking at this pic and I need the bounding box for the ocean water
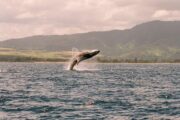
[0,63,179,120]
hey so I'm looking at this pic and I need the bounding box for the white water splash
[73,62,100,71]
[71,47,80,57]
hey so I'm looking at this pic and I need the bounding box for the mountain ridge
[0,20,180,60]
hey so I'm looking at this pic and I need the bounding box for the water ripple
[0,63,179,119]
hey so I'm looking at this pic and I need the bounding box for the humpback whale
[68,49,100,70]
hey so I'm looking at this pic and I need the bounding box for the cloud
[0,0,180,40]
[153,10,180,20]
[153,10,170,18]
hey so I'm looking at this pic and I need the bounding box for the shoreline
[0,61,179,64]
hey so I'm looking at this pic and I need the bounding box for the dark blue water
[0,63,179,120]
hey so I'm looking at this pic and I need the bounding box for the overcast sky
[0,0,180,41]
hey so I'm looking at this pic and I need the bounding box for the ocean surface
[0,63,179,120]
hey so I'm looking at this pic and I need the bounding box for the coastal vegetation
[0,48,179,63]
[0,48,71,62]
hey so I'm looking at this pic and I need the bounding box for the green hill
[0,20,180,62]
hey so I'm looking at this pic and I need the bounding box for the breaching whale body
[68,49,100,70]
